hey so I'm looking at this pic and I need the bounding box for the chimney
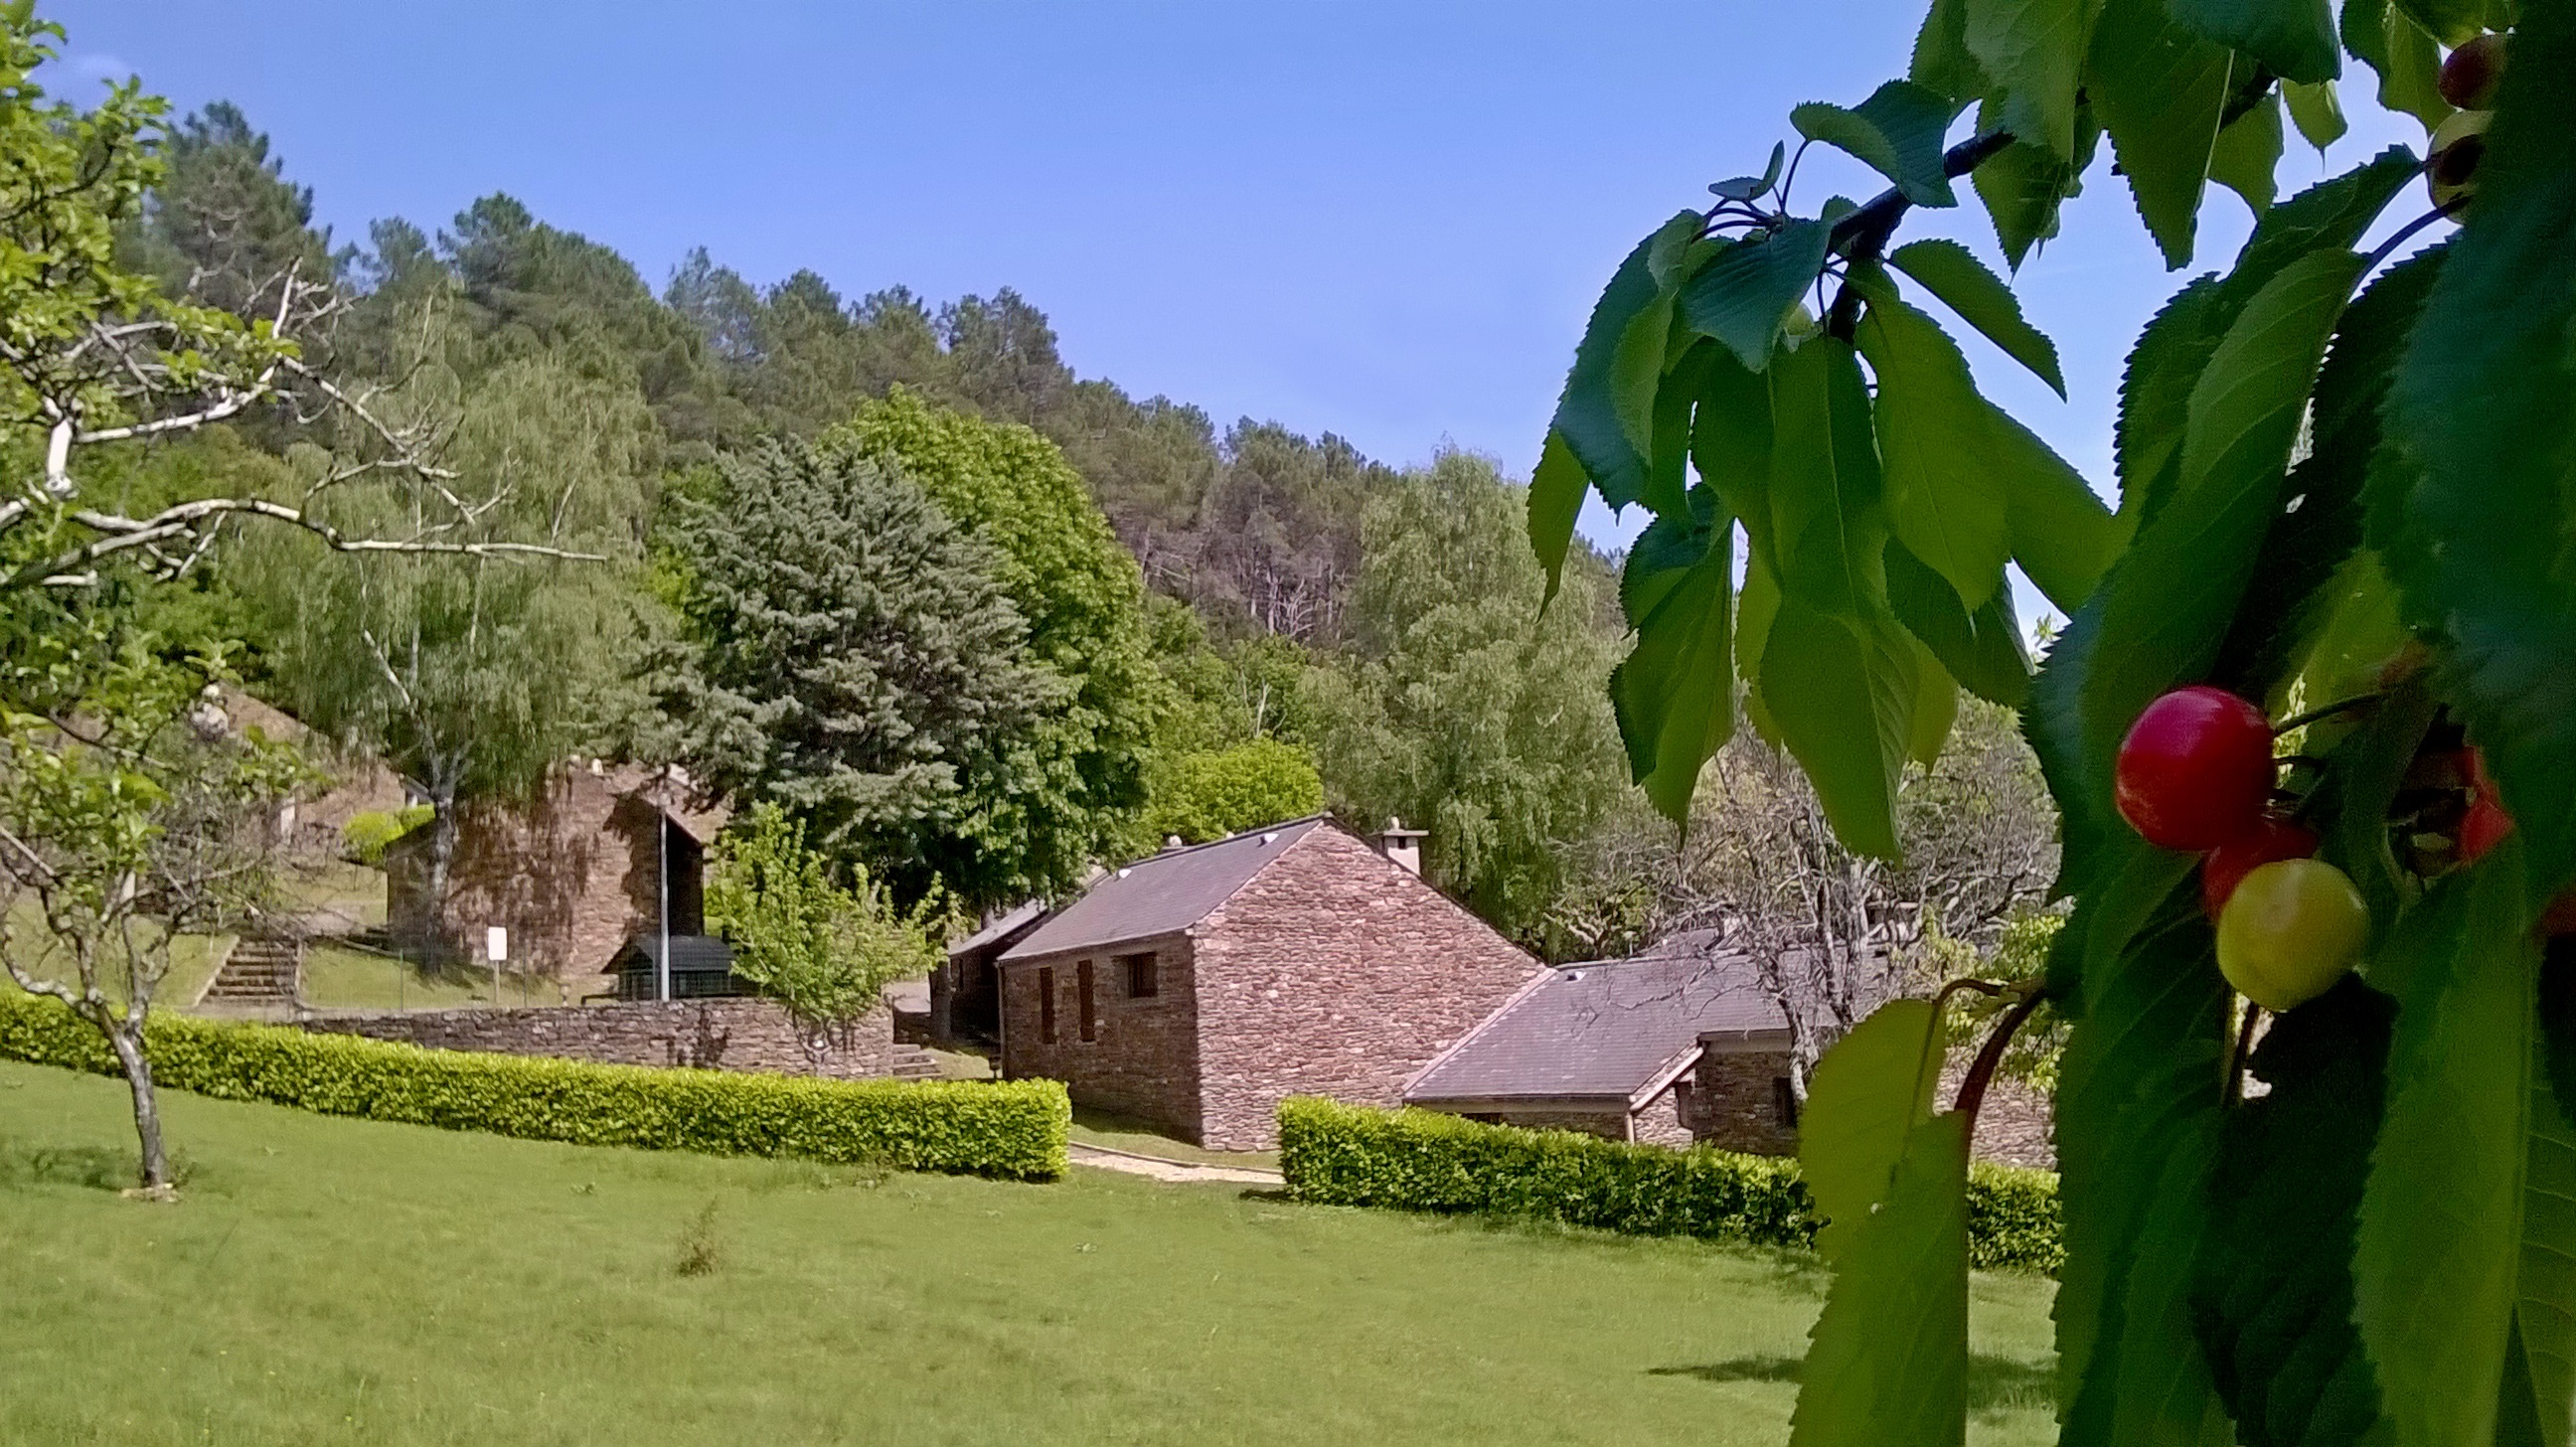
[1372,817,1427,876]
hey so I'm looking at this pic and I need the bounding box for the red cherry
[2116,687,2278,851]
[2458,746,2517,864]
[2461,794,2516,863]
[2202,816,2322,918]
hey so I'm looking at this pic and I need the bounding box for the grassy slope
[0,1061,2058,1446]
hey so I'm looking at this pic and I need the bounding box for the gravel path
[1066,1141,1284,1186]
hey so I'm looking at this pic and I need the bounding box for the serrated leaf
[1710,175,1771,201]
[2116,275,2229,521]
[2052,889,2234,1441]
[1547,211,1701,513]
[1887,541,2033,707]
[2512,1026,2576,1447]
[2027,590,2117,884]
[1967,0,2095,160]
[1765,337,1888,619]
[1790,1111,1971,1447]
[2000,412,2123,613]
[2312,676,2438,933]
[1888,238,2067,397]
[2389,0,2486,45]
[2169,0,2341,81]
[2282,549,2407,720]
[2089,0,2239,268]
[2283,79,2347,149]
[1762,600,1920,862]
[1800,996,1944,1264]
[1853,279,2015,608]
[2341,0,2454,130]
[2189,978,2393,1447]
[2211,245,2446,701]
[1970,94,2101,268]
[1911,0,1991,103]
[1735,550,1784,745]
[1793,80,1960,208]
[1644,338,1714,517]
[2077,247,2363,808]
[1612,493,1738,822]
[2209,89,2287,217]
[1681,221,1834,374]
[2354,852,2539,1447]
[1529,429,1587,599]
[2380,10,2576,896]
[1904,635,1961,764]
[1690,345,1776,554]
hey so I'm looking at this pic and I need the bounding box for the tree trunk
[105,1021,172,1194]
[410,786,459,962]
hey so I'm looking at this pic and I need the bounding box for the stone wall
[384,763,726,991]
[999,931,1203,1136]
[1190,826,1541,1150]
[1936,1058,2056,1170]
[302,998,899,1080]
[1685,1048,1803,1156]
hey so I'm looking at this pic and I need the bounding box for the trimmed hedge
[0,993,1067,1181]
[1277,1097,2061,1274]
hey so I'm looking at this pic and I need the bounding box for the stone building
[1407,931,2060,1168]
[384,762,726,995]
[1404,934,1801,1152]
[993,816,1539,1151]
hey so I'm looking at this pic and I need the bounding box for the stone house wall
[1935,1058,2056,1170]
[998,929,1202,1134]
[1683,1048,1803,1156]
[1189,826,1540,1150]
[385,763,725,992]
[302,998,897,1080]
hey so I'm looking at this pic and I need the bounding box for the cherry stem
[2224,1004,2264,1107]
[2273,692,2381,736]
[1954,982,2046,1127]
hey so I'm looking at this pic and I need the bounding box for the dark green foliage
[1276,1096,2062,1273]
[1791,80,1961,208]
[654,435,1070,905]
[0,994,1067,1180]
[2190,978,2393,1447]
[121,101,335,329]
[2378,3,2576,896]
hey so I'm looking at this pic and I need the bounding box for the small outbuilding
[1404,932,1801,1153]
[993,816,1539,1151]
[606,935,741,1002]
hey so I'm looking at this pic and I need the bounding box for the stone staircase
[888,1045,943,1081]
[202,935,301,1005]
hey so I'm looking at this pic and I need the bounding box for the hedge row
[0,994,1068,1181]
[1277,1097,2060,1273]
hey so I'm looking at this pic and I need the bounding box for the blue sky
[52,1,2429,577]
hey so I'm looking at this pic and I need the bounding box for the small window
[1773,1076,1800,1128]
[1077,960,1098,1043]
[1038,967,1057,1045]
[1121,951,1159,999]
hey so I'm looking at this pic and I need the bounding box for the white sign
[485,926,509,963]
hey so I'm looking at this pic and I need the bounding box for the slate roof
[998,817,1330,962]
[1405,933,1791,1104]
[948,899,1046,960]
[609,933,735,975]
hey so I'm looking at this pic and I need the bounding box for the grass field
[0,1059,2059,1445]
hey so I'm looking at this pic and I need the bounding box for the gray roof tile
[1406,935,1790,1102]
[999,817,1329,961]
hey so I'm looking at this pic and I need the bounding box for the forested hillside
[112,99,2046,961]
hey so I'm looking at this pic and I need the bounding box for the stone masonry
[999,929,1203,1132]
[1682,1048,1804,1156]
[999,823,1540,1151]
[1190,826,1538,1149]
[302,998,899,1080]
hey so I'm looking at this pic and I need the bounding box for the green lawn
[1070,1103,1284,1169]
[0,1059,2059,1445]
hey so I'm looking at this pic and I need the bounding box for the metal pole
[657,783,672,1004]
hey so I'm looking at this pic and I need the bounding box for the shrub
[342,804,433,865]
[0,993,1066,1181]
[1277,1097,2059,1274]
